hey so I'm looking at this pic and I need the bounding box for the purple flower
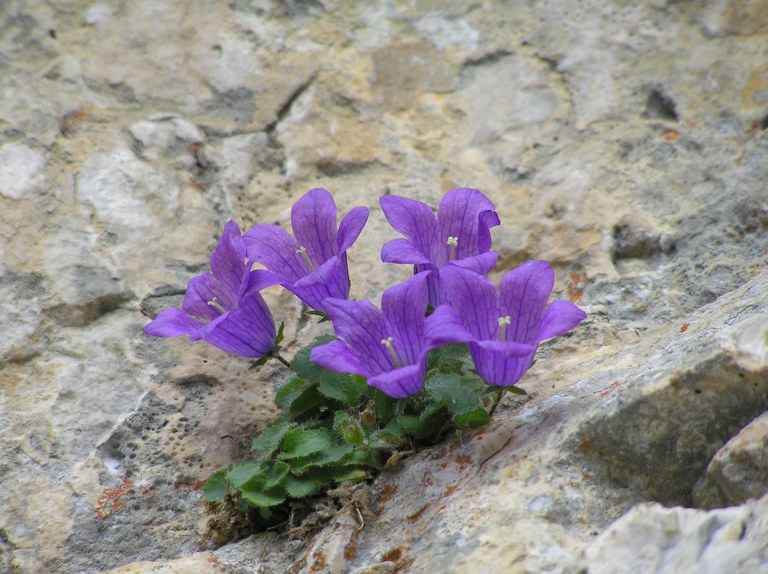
[243,188,369,314]
[431,261,587,387]
[380,188,501,307]
[310,272,446,398]
[143,221,279,358]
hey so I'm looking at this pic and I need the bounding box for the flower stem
[274,353,292,369]
[488,388,506,418]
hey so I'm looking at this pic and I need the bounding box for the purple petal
[243,268,282,295]
[449,251,498,275]
[322,298,392,375]
[244,224,307,283]
[337,206,370,252]
[202,291,275,358]
[311,339,372,379]
[209,221,247,301]
[143,307,204,340]
[381,238,433,266]
[287,255,350,312]
[183,272,230,322]
[381,273,429,366]
[380,195,439,264]
[439,265,499,341]
[437,189,499,261]
[424,304,475,347]
[368,362,425,398]
[291,188,338,266]
[468,340,537,387]
[498,261,554,344]
[536,300,587,343]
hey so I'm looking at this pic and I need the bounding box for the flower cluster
[144,187,586,397]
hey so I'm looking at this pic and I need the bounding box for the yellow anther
[447,236,459,261]
[498,315,511,341]
[296,246,315,271]
[380,336,403,368]
[207,297,227,314]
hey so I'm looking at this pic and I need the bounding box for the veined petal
[381,238,433,266]
[439,265,499,341]
[310,339,372,379]
[424,304,475,347]
[338,206,370,252]
[184,272,230,322]
[203,291,275,358]
[291,188,338,266]
[537,300,587,343]
[380,195,439,263]
[449,251,498,275]
[468,340,536,387]
[368,362,425,398]
[209,220,247,302]
[288,255,350,311]
[498,261,554,344]
[381,273,429,366]
[143,307,204,340]
[244,224,308,283]
[437,189,499,261]
[323,298,392,375]
[243,268,282,296]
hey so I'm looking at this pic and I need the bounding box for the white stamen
[380,336,403,368]
[447,236,458,261]
[207,297,227,314]
[498,315,511,341]
[296,246,315,271]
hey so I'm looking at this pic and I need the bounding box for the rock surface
[1,1,767,573]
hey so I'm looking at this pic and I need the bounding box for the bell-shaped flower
[432,262,587,387]
[143,221,279,358]
[243,188,369,314]
[310,272,451,398]
[380,188,501,307]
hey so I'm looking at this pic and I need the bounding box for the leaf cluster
[204,339,522,524]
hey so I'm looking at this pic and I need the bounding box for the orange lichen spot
[378,483,397,505]
[175,479,206,492]
[95,480,134,519]
[670,378,680,388]
[679,322,689,333]
[578,440,593,455]
[455,454,473,471]
[599,381,621,397]
[60,109,90,136]
[662,128,680,142]
[381,545,414,573]
[441,484,458,499]
[567,272,586,305]
[407,502,430,522]
[308,550,327,573]
[344,539,358,561]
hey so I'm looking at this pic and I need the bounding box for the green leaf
[427,343,469,372]
[203,470,228,502]
[505,385,528,395]
[425,373,484,416]
[262,461,290,489]
[317,370,367,405]
[290,335,336,380]
[275,321,285,345]
[330,467,370,483]
[284,475,323,498]
[374,389,397,424]
[251,420,296,456]
[453,408,491,429]
[288,444,354,472]
[275,376,314,410]
[334,412,366,446]
[275,377,327,419]
[226,462,263,488]
[239,486,286,508]
[279,427,335,459]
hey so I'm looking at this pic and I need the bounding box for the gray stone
[0,143,46,199]
[694,411,768,509]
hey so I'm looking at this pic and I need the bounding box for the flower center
[498,315,511,341]
[296,246,315,271]
[447,236,458,261]
[380,336,403,368]
[207,297,227,314]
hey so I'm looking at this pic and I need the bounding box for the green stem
[274,353,292,369]
[488,388,506,418]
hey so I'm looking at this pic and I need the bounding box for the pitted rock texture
[1,1,767,573]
